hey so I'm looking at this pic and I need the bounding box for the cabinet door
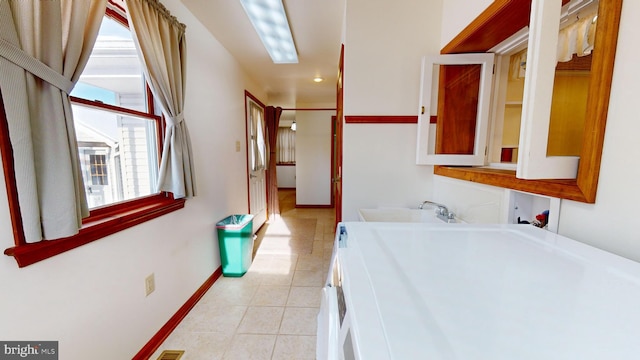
[416,53,494,165]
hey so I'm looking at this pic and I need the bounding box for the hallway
[151,189,335,359]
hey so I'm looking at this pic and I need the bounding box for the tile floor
[151,189,335,360]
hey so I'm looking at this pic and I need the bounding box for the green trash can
[216,214,254,277]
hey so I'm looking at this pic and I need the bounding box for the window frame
[433,0,622,203]
[2,3,185,268]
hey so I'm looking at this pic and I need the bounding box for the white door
[246,95,267,234]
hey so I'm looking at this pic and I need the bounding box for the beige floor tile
[286,286,322,308]
[323,241,334,251]
[223,334,276,360]
[200,280,259,306]
[250,285,291,306]
[250,256,296,285]
[323,235,334,243]
[221,270,264,287]
[271,335,316,360]
[296,255,325,271]
[237,306,285,334]
[292,269,325,287]
[179,303,247,333]
[279,307,318,335]
[257,272,294,286]
[270,255,298,271]
[153,331,233,360]
[323,249,333,261]
[312,240,324,255]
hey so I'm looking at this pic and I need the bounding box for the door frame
[244,90,267,233]
[334,44,344,224]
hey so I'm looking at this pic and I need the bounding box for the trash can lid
[216,214,254,229]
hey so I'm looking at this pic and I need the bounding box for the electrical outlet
[235,140,241,152]
[145,273,155,296]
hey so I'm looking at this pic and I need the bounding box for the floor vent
[156,350,185,360]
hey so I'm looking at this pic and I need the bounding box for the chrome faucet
[418,200,456,223]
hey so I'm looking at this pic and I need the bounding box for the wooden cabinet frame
[435,0,623,203]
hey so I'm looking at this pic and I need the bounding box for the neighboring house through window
[89,154,108,186]
[70,12,160,209]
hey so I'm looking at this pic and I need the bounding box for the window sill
[434,165,592,203]
[4,196,186,268]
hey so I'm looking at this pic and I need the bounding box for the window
[89,154,108,185]
[2,3,184,268]
[424,0,621,203]
[276,127,296,164]
[70,13,160,209]
[247,97,266,171]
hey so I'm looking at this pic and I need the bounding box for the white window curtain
[277,128,296,164]
[124,0,196,198]
[557,12,598,62]
[249,101,266,171]
[508,13,598,81]
[0,0,106,242]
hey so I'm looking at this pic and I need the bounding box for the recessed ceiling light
[313,76,324,83]
[240,0,298,64]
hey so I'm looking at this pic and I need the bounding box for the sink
[358,208,458,223]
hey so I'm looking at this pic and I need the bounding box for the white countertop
[337,222,640,359]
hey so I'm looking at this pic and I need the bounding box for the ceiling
[180,0,345,107]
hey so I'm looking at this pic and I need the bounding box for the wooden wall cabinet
[424,0,622,203]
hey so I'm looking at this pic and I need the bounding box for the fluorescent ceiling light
[240,0,298,64]
[313,76,324,83]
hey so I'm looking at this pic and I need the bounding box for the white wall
[433,175,506,224]
[438,0,640,262]
[296,109,333,205]
[558,0,640,261]
[0,1,266,358]
[343,124,435,219]
[440,0,491,47]
[276,164,296,188]
[341,0,443,220]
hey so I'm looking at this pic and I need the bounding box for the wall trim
[133,267,223,360]
[281,108,336,111]
[345,115,418,124]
